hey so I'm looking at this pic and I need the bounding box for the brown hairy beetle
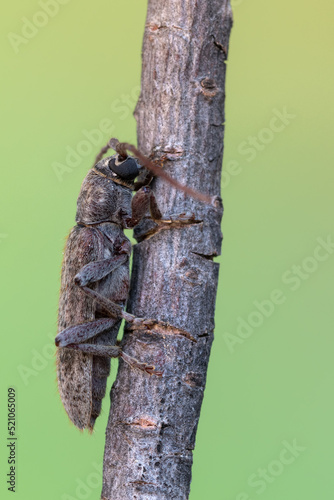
[55,139,214,431]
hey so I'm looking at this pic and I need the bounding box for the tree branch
[102,1,233,498]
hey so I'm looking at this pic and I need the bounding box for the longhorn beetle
[55,138,216,431]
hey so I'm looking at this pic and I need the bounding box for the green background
[1,0,333,498]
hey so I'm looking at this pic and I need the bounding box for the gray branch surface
[102,1,232,499]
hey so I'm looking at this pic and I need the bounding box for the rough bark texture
[102,1,233,499]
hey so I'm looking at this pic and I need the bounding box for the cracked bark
[101,1,233,499]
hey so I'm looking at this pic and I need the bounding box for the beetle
[55,139,214,431]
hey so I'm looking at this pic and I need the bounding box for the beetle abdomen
[57,226,103,429]
[57,222,131,430]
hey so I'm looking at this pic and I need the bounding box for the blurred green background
[1,0,333,498]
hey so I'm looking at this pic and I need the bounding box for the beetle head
[92,154,142,190]
[108,155,140,180]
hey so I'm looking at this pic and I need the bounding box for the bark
[102,1,233,499]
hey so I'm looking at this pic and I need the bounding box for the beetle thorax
[75,170,132,226]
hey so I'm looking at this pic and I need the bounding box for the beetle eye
[108,156,139,180]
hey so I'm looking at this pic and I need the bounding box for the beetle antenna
[94,141,113,165]
[122,143,214,205]
[94,137,128,165]
[93,139,215,205]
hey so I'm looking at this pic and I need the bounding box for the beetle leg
[125,186,198,228]
[80,286,196,342]
[146,189,198,223]
[149,193,198,224]
[63,343,162,377]
[125,186,160,228]
[153,212,198,224]
[55,317,118,347]
[74,253,129,287]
